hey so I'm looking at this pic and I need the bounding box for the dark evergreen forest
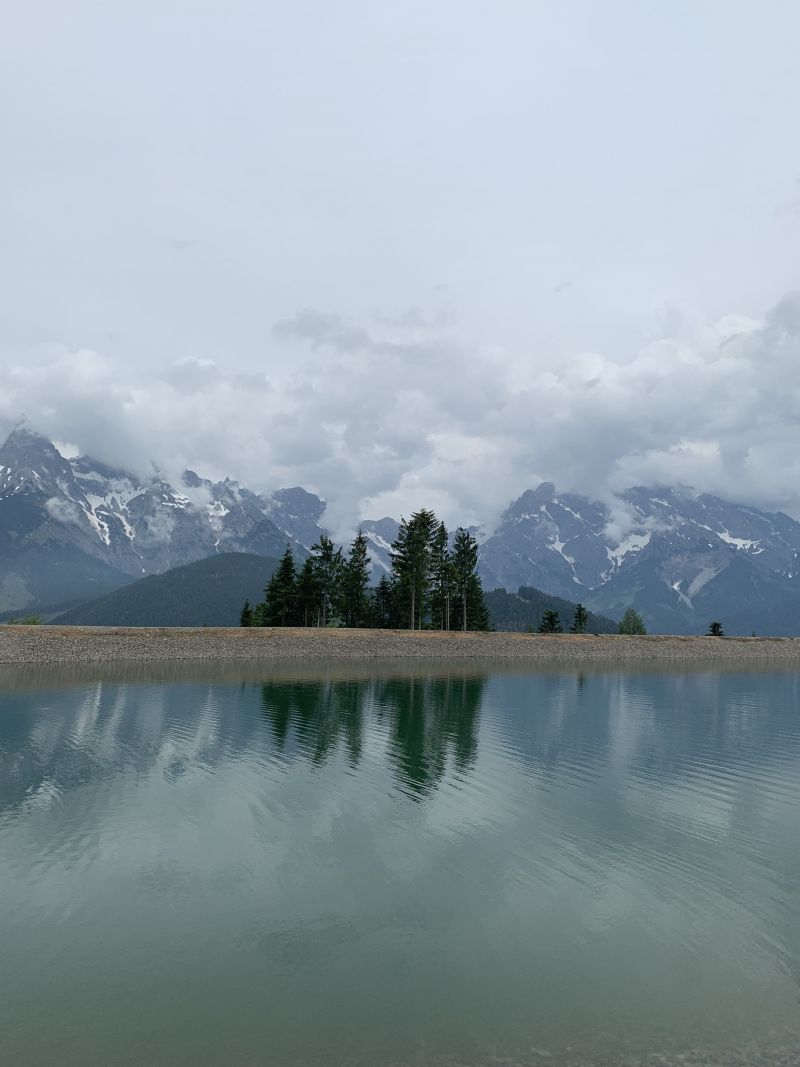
[243,509,490,631]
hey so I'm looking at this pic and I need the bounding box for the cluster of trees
[533,604,591,633]
[388,510,489,630]
[241,533,365,628]
[241,509,489,631]
[617,610,726,636]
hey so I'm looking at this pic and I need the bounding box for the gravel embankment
[2,625,800,666]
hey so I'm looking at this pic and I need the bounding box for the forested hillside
[54,553,278,628]
[485,586,618,634]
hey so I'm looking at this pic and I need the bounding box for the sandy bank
[2,625,800,667]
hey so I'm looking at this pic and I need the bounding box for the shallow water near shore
[1,664,799,1066]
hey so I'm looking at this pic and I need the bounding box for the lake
[1,663,799,1066]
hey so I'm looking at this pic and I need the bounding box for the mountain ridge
[0,425,322,612]
[3,424,800,634]
[479,483,800,634]
[53,553,279,627]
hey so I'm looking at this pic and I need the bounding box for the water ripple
[0,665,799,1065]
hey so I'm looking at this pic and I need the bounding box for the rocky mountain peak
[1,422,61,462]
[271,486,326,518]
[0,424,78,499]
[4,423,800,635]
[506,482,556,518]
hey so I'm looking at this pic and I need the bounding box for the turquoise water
[1,665,799,1066]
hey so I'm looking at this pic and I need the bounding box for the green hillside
[486,585,618,634]
[54,553,279,627]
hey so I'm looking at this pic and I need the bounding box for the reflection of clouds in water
[1,668,799,1059]
[3,671,800,830]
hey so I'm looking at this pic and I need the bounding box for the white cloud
[1,3,799,539]
[2,292,800,536]
[44,496,83,526]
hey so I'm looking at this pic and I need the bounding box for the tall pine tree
[451,527,488,631]
[240,599,254,627]
[262,546,298,626]
[341,530,371,627]
[310,534,344,627]
[570,603,589,633]
[391,509,438,629]
[295,556,321,626]
[430,521,455,630]
[370,574,396,628]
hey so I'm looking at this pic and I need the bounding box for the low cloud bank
[2,292,799,537]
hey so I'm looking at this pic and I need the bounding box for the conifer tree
[342,530,371,627]
[570,603,589,633]
[370,574,396,628]
[240,599,254,627]
[707,620,725,637]
[451,527,487,631]
[430,521,455,629]
[311,534,344,626]
[295,557,321,626]
[538,608,562,633]
[391,509,438,629]
[263,546,298,626]
[464,572,490,630]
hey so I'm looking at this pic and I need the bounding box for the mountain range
[479,481,800,635]
[0,423,319,613]
[2,422,800,635]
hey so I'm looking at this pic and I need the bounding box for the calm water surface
[1,664,799,1066]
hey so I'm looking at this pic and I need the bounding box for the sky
[1,1,799,534]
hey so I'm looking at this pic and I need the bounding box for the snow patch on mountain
[686,565,723,599]
[607,531,651,563]
[549,538,576,565]
[717,530,761,551]
[81,502,111,546]
[7,426,800,633]
[668,578,694,608]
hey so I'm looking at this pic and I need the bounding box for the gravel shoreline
[2,625,800,666]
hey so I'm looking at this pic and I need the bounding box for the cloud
[2,292,800,539]
[272,310,373,354]
[162,358,221,392]
[140,508,177,547]
[44,496,83,526]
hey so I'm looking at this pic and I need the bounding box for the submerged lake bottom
[1,660,799,1067]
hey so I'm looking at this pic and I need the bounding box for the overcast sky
[1,1,799,533]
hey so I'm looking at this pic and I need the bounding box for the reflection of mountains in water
[0,673,486,813]
[496,670,800,775]
[2,669,800,816]
[261,675,484,798]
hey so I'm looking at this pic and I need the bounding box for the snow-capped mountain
[0,424,326,613]
[478,482,800,634]
[4,423,800,634]
[360,517,401,577]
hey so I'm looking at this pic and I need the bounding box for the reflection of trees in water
[261,681,366,767]
[380,676,483,798]
[260,675,485,797]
